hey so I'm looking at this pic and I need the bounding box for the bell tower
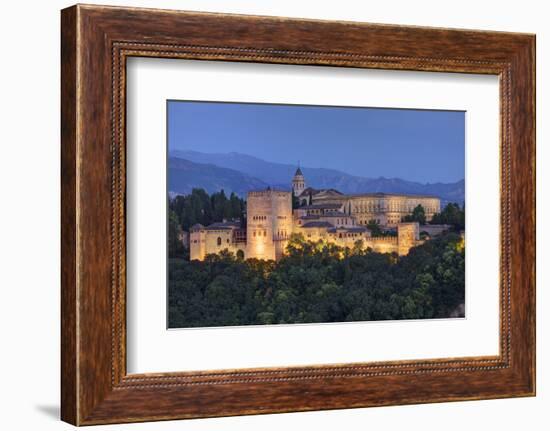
[292,166,306,197]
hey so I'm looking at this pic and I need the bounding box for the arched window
[236,249,245,260]
[217,237,222,246]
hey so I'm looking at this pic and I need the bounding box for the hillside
[168,157,269,196]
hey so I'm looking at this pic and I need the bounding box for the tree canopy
[366,219,383,236]
[168,232,465,328]
[430,203,465,230]
[169,188,245,231]
[402,204,426,224]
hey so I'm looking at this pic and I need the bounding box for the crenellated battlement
[369,236,398,244]
[248,189,290,198]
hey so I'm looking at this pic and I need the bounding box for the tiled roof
[318,212,348,217]
[314,188,345,196]
[297,187,344,197]
[327,226,368,233]
[248,186,290,193]
[204,221,241,230]
[346,192,439,199]
[301,221,334,228]
[299,213,347,219]
[300,203,343,210]
[345,227,369,233]
[298,187,317,196]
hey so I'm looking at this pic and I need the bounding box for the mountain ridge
[169,150,464,204]
[168,157,269,197]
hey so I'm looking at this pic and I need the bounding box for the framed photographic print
[164,101,464,330]
[61,4,535,425]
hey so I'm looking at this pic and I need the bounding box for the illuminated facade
[246,188,293,261]
[189,168,440,261]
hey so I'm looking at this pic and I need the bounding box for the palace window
[217,237,222,246]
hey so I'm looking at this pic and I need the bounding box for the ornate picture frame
[61,4,535,425]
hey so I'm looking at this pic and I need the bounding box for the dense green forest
[168,232,465,328]
[170,188,245,231]
[403,202,465,230]
[430,202,465,230]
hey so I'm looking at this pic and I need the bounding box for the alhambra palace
[190,168,443,261]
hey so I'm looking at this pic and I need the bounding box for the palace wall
[398,222,420,256]
[189,228,206,261]
[191,219,422,260]
[311,195,441,227]
[204,229,243,257]
[190,226,245,261]
[296,223,420,256]
[367,236,399,254]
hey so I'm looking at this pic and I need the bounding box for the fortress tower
[246,188,293,260]
[397,222,420,256]
[189,224,207,260]
[292,167,306,197]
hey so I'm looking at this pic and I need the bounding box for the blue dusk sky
[168,100,465,184]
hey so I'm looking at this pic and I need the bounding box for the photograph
[167,101,466,329]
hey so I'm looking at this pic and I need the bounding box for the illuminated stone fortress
[190,168,441,261]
